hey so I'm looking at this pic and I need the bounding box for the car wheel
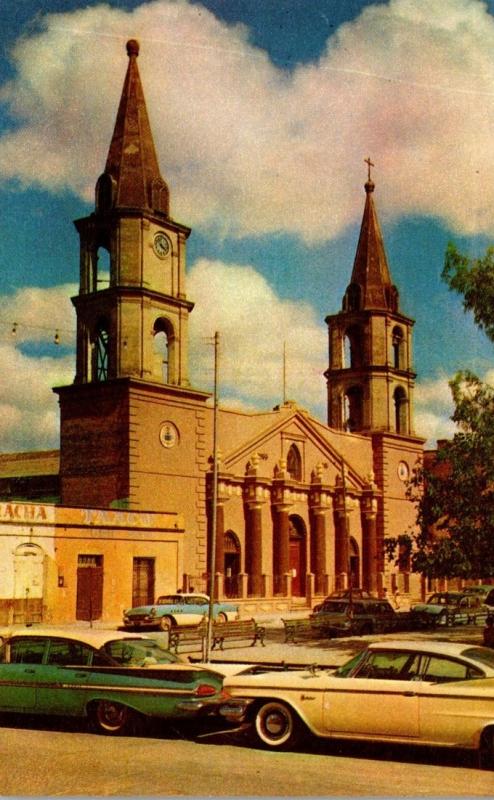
[160,616,174,632]
[253,701,301,749]
[479,727,494,769]
[90,700,136,736]
[216,612,227,623]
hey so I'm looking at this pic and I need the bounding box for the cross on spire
[364,156,375,182]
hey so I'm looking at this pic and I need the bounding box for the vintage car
[310,596,398,636]
[0,626,234,736]
[411,591,486,627]
[122,593,239,631]
[219,640,494,767]
[464,585,494,608]
[312,589,373,613]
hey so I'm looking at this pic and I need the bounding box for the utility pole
[205,331,219,661]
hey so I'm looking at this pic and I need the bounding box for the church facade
[0,40,425,623]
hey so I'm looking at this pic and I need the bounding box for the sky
[2,0,494,452]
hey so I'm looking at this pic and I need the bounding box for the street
[0,715,493,796]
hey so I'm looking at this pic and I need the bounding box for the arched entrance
[288,515,307,597]
[13,543,45,624]
[349,537,360,589]
[224,530,241,598]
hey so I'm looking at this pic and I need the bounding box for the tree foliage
[386,244,494,578]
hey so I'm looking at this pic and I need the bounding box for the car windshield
[333,650,367,677]
[426,594,459,605]
[319,601,349,614]
[101,638,181,666]
[461,646,494,670]
[156,595,184,604]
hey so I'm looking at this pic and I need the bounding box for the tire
[216,612,227,623]
[90,700,136,736]
[159,616,174,632]
[479,728,494,770]
[253,701,301,750]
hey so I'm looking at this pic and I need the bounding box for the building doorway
[349,537,360,589]
[13,543,44,624]
[289,516,307,596]
[224,531,241,598]
[76,555,103,621]
[132,557,155,607]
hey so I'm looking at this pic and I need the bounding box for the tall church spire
[101,39,169,215]
[346,160,398,312]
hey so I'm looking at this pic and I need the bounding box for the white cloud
[187,258,327,414]
[0,285,75,451]
[1,0,494,242]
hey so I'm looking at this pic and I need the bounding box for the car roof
[0,626,156,649]
[157,593,209,601]
[368,639,485,657]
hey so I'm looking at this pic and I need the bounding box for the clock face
[397,461,410,482]
[153,232,170,259]
[159,422,179,449]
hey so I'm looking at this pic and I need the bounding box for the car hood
[125,605,160,615]
[412,604,448,615]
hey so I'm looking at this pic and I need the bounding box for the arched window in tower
[344,386,363,431]
[153,317,175,383]
[93,321,109,382]
[96,246,110,290]
[344,283,361,311]
[392,326,404,370]
[343,325,364,368]
[287,444,302,481]
[95,173,115,213]
[394,386,408,434]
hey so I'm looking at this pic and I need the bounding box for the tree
[386,244,494,578]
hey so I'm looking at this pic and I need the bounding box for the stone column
[361,481,379,594]
[309,464,332,594]
[243,454,268,597]
[333,468,351,590]
[271,460,292,595]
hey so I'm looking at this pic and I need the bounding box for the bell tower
[55,40,210,509]
[325,163,417,436]
[73,38,192,387]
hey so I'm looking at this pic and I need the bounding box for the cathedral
[0,40,424,624]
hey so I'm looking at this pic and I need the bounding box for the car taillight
[194,683,219,697]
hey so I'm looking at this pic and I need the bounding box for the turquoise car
[0,627,229,735]
[123,593,239,631]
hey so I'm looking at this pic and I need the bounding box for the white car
[220,640,494,768]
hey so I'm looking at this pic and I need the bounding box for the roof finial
[364,156,375,193]
[126,39,140,57]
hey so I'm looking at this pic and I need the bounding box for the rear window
[461,647,494,670]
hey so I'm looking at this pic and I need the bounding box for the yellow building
[0,40,425,623]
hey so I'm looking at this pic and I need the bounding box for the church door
[132,557,155,607]
[289,516,306,597]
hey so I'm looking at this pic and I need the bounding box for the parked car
[411,591,486,627]
[219,640,494,767]
[0,626,234,736]
[312,588,373,613]
[122,593,239,631]
[464,585,494,607]
[310,596,398,636]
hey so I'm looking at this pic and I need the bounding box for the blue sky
[2,0,494,451]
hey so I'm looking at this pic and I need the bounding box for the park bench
[168,622,206,654]
[282,617,331,643]
[211,618,266,650]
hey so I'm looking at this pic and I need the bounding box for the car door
[324,650,420,738]
[0,636,47,710]
[34,637,96,716]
